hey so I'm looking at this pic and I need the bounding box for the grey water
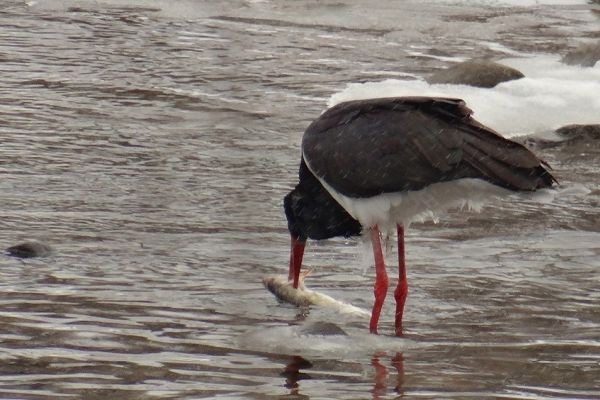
[0,0,599,399]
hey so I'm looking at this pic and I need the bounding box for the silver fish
[262,271,370,317]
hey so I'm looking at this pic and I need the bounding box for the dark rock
[427,60,525,88]
[520,124,600,150]
[562,41,600,67]
[6,242,52,258]
[298,321,347,336]
[555,124,600,141]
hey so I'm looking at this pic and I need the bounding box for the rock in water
[555,124,600,141]
[6,242,52,258]
[562,41,600,67]
[427,60,524,88]
[298,321,347,336]
[519,124,600,150]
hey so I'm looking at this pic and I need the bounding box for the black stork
[284,96,556,336]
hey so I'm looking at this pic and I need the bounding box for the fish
[262,270,370,317]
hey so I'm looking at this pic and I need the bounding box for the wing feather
[302,97,555,198]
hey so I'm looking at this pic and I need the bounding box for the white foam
[238,317,417,357]
[329,55,600,138]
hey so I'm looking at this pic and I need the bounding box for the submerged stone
[6,242,52,258]
[298,321,347,336]
[562,41,600,67]
[555,124,600,141]
[427,60,525,88]
[520,124,600,150]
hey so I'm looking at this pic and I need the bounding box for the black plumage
[302,97,555,198]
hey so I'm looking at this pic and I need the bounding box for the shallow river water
[1,0,599,399]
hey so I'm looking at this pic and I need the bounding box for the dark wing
[302,97,556,198]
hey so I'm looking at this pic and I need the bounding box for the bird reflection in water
[281,355,313,395]
[282,353,404,398]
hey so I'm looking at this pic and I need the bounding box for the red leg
[394,224,408,336]
[288,235,306,289]
[370,225,389,334]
